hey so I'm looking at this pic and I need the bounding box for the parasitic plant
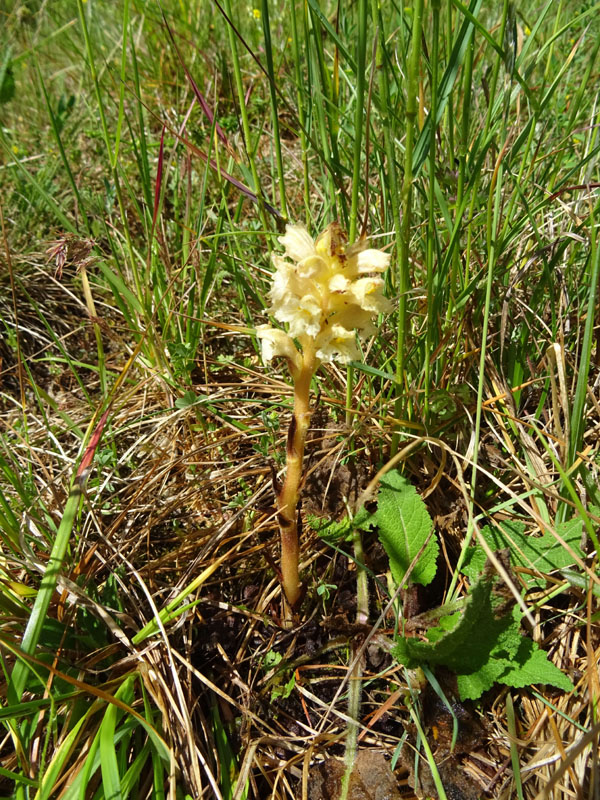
[257,222,391,607]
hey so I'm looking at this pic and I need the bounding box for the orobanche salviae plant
[257,222,391,607]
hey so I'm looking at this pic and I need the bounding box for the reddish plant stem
[278,340,317,606]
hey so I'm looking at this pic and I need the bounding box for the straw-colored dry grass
[1,250,598,798]
[1,1,599,798]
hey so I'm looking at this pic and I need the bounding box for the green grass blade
[8,408,110,703]
[7,482,84,704]
[413,0,483,175]
[34,704,100,800]
[261,0,287,219]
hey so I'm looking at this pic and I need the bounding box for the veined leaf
[393,555,574,700]
[362,470,438,587]
[462,519,584,587]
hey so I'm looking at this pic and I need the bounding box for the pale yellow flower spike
[257,222,391,609]
[261,222,391,368]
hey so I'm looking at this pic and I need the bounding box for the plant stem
[261,0,287,219]
[340,526,369,800]
[425,0,441,412]
[344,0,367,754]
[349,0,367,244]
[449,0,510,599]
[290,0,311,223]
[345,0,368,428]
[278,340,317,607]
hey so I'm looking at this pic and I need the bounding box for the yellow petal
[279,225,315,262]
[355,248,391,273]
[256,325,301,370]
[315,324,359,364]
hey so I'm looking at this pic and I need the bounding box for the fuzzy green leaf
[462,519,584,587]
[456,631,574,700]
[393,557,574,700]
[498,639,574,692]
[393,560,516,675]
[456,659,510,700]
[370,470,438,586]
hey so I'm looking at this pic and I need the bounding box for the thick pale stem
[278,343,317,606]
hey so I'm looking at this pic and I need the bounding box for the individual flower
[280,224,315,262]
[351,246,391,275]
[315,323,360,364]
[347,276,390,312]
[258,222,391,367]
[256,325,302,373]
